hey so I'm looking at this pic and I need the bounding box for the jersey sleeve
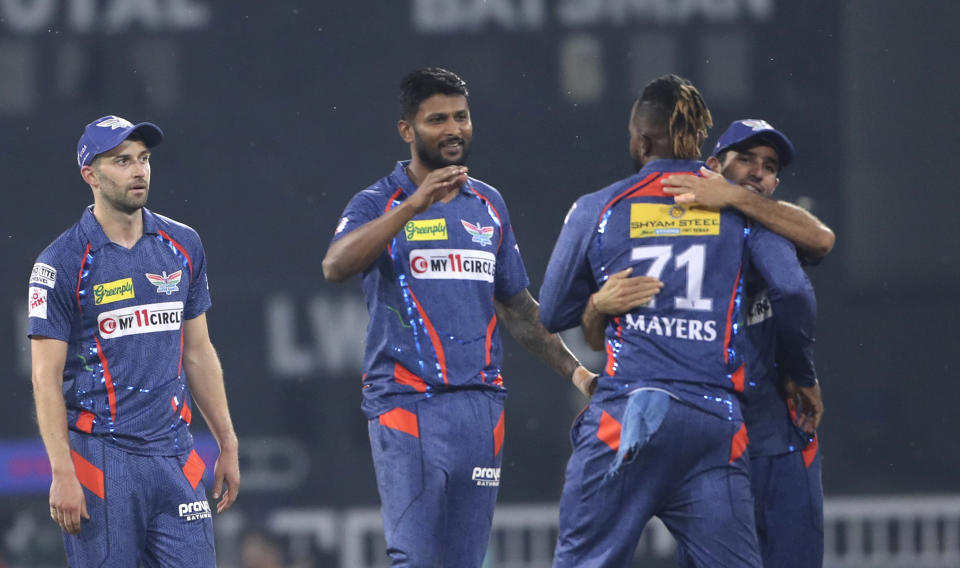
[538,198,600,333]
[493,201,531,301]
[746,225,818,387]
[27,255,75,341]
[330,189,384,243]
[184,233,212,320]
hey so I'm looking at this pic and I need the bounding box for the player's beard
[97,175,149,215]
[414,130,471,170]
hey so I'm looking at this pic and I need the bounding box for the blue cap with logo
[711,119,794,168]
[76,115,164,168]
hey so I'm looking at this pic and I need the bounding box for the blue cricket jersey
[332,161,530,420]
[742,259,818,457]
[28,206,211,456]
[539,159,816,415]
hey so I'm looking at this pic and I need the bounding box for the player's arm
[322,166,468,282]
[31,337,89,535]
[580,268,664,351]
[749,227,822,431]
[182,314,239,513]
[662,167,835,258]
[495,289,597,396]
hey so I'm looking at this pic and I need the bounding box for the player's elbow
[809,229,836,258]
[321,254,348,283]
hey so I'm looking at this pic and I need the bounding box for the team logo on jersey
[629,203,720,238]
[30,263,57,287]
[178,499,211,522]
[93,278,135,305]
[96,116,133,130]
[409,248,496,282]
[405,218,447,241]
[461,220,494,246]
[97,301,183,338]
[471,466,500,487]
[28,287,47,319]
[146,270,182,295]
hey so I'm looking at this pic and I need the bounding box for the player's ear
[80,165,98,187]
[705,155,722,173]
[398,119,414,144]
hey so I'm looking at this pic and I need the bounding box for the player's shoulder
[150,210,199,235]
[466,177,509,208]
[34,219,86,270]
[147,209,204,249]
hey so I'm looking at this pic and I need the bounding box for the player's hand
[662,166,739,208]
[784,379,824,434]
[49,472,89,534]
[591,268,663,315]
[571,366,598,397]
[407,166,469,213]
[212,445,240,513]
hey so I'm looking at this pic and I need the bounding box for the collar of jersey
[80,205,161,249]
[637,158,705,177]
[393,160,473,198]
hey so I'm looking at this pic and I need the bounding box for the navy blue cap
[711,119,794,168]
[77,115,163,168]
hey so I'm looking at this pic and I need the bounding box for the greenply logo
[94,278,135,305]
[405,219,448,241]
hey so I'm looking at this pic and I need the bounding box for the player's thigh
[62,433,146,568]
[758,450,823,568]
[554,398,661,568]
[660,410,760,568]
[440,391,505,567]
[369,403,446,565]
[142,451,216,568]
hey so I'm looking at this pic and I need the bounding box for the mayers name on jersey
[623,313,717,341]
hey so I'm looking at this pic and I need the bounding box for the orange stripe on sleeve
[730,423,750,463]
[71,450,105,500]
[182,449,206,490]
[493,410,505,457]
[379,407,419,438]
[597,410,621,452]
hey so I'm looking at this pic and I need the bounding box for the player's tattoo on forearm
[495,290,580,379]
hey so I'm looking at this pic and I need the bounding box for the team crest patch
[461,220,494,246]
[146,270,182,295]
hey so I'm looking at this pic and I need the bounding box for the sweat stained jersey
[28,206,211,457]
[332,161,530,420]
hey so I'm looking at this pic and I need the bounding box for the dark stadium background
[1,1,957,566]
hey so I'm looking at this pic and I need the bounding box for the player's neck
[92,203,144,249]
[406,161,460,203]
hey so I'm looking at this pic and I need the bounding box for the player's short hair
[399,67,469,120]
[632,74,713,160]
